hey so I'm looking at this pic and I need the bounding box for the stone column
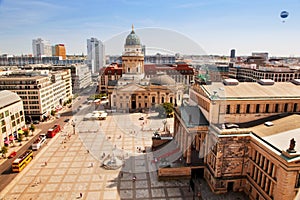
[186,135,192,164]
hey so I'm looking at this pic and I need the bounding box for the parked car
[33,120,40,124]
[64,118,70,123]
[139,117,144,120]
[8,151,17,158]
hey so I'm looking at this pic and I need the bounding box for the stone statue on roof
[287,138,296,153]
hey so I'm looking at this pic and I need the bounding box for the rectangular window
[246,104,250,113]
[2,127,6,133]
[294,103,298,112]
[236,104,240,114]
[265,104,269,113]
[256,104,260,113]
[275,104,279,112]
[284,103,288,112]
[5,110,9,117]
[295,173,300,188]
[0,113,3,119]
[226,105,230,114]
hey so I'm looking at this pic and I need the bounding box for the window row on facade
[226,102,299,114]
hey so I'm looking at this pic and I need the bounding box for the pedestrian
[120,172,123,178]
[91,162,93,167]
[79,193,82,198]
[45,161,47,166]
[87,150,89,153]
[197,192,201,199]
[132,176,136,182]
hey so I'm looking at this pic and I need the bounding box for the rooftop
[201,81,300,100]
[250,114,300,161]
[0,90,22,109]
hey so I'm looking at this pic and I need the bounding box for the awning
[18,130,24,134]
[9,136,14,141]
[4,140,9,144]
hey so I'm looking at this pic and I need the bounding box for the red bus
[47,124,61,138]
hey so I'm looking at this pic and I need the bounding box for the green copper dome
[125,25,141,46]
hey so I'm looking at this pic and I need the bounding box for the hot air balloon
[280,11,289,23]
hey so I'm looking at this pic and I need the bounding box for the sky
[0,0,299,57]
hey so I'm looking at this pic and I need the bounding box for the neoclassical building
[100,26,187,112]
[169,78,300,199]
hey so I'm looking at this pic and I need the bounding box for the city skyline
[0,0,299,57]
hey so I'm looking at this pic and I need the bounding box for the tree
[29,124,36,133]
[162,102,174,117]
[51,110,56,116]
[23,129,29,139]
[1,146,8,158]
[18,134,24,142]
[155,104,166,118]
[155,103,174,118]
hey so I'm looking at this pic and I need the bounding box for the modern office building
[21,64,92,93]
[54,44,66,60]
[32,38,52,57]
[72,63,93,92]
[0,90,25,147]
[0,70,72,121]
[229,64,300,82]
[87,37,105,74]
[144,54,176,64]
[230,49,236,59]
[0,54,84,66]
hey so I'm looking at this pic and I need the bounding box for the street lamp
[71,120,75,135]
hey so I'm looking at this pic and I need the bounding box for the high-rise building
[87,37,105,74]
[230,49,236,58]
[32,38,52,57]
[55,44,66,60]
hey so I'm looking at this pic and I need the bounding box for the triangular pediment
[118,83,147,92]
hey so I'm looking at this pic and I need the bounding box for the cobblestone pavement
[0,112,248,200]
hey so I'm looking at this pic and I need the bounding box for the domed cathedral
[122,25,145,80]
[100,25,185,113]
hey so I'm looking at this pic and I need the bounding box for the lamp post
[71,120,75,135]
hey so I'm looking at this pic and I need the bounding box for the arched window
[161,97,164,103]
[170,97,173,104]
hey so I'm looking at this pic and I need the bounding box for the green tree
[23,129,29,139]
[51,110,56,116]
[1,146,8,158]
[29,124,36,133]
[155,103,174,118]
[162,102,174,117]
[18,134,24,142]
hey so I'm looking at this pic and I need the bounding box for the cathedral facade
[100,26,189,112]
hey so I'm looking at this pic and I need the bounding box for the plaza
[0,110,247,200]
